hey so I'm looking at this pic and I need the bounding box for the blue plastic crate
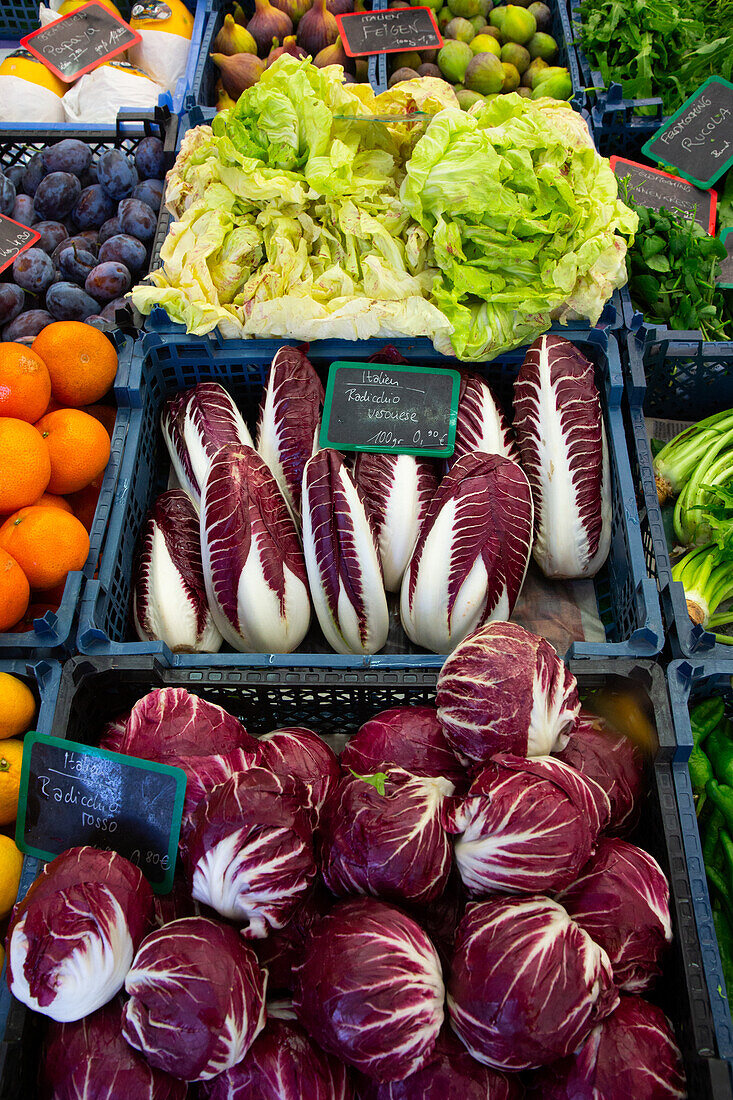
[668,659,733,1074]
[0,658,61,1061]
[76,327,664,663]
[0,334,137,657]
[624,330,733,661]
[0,0,208,120]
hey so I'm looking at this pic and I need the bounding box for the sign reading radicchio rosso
[642,76,733,189]
[16,733,186,893]
[321,362,460,457]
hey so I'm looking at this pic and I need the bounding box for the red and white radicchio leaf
[451,372,519,466]
[122,917,267,1082]
[513,335,611,579]
[443,754,609,897]
[256,346,324,522]
[161,382,253,507]
[353,453,438,592]
[447,895,619,1071]
[201,444,311,653]
[133,489,222,654]
[320,767,454,904]
[257,727,340,820]
[183,767,316,937]
[7,847,152,1022]
[556,838,672,993]
[400,453,533,654]
[302,449,389,655]
[339,705,466,787]
[436,621,580,763]
[121,687,254,759]
[293,898,445,1082]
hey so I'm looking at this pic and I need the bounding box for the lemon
[0,835,23,921]
[0,673,36,741]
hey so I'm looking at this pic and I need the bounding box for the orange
[0,673,35,740]
[0,835,23,917]
[0,344,51,423]
[0,506,89,591]
[32,322,118,408]
[0,741,25,826]
[82,403,117,439]
[0,550,29,632]
[35,409,111,496]
[0,418,50,514]
[67,475,103,533]
[8,600,60,635]
[31,493,73,514]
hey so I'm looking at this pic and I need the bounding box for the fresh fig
[522,55,547,86]
[528,31,557,60]
[456,88,484,108]
[417,62,442,77]
[445,16,475,41]
[387,66,420,87]
[247,0,293,55]
[438,39,473,82]
[214,13,257,55]
[465,50,503,92]
[326,0,354,13]
[500,40,530,72]
[501,60,520,89]
[528,1,551,30]
[211,51,266,95]
[470,33,501,55]
[297,0,338,54]
[267,34,308,65]
[313,35,355,71]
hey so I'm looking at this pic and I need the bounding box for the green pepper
[721,829,733,884]
[704,805,726,865]
[689,744,715,802]
[691,697,725,745]
[712,905,733,1001]
[708,865,733,925]
[706,725,733,787]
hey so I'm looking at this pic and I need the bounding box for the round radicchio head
[42,996,188,1100]
[354,1029,522,1100]
[447,896,619,1071]
[527,995,686,1099]
[339,707,466,788]
[555,709,646,835]
[443,754,609,897]
[436,622,580,763]
[200,1018,353,1100]
[257,727,340,821]
[253,885,335,992]
[183,767,316,937]
[556,838,672,993]
[7,847,152,1023]
[320,768,454,905]
[122,916,267,1082]
[293,898,445,1083]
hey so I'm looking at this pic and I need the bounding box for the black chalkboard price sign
[16,733,186,894]
[719,228,733,289]
[336,7,442,57]
[320,362,460,457]
[21,2,141,83]
[0,215,41,276]
[610,156,717,234]
[642,76,733,189]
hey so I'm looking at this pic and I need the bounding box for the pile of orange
[0,322,118,634]
[0,672,36,920]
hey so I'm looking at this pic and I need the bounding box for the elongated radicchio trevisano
[256,346,324,522]
[161,382,254,507]
[302,449,389,655]
[512,335,611,579]
[133,489,222,653]
[400,454,533,654]
[201,444,311,653]
[557,838,672,993]
[257,727,340,821]
[556,709,645,835]
[447,895,618,1071]
[355,1030,522,1100]
[444,754,609,896]
[528,995,686,1100]
[41,996,187,1100]
[353,452,438,592]
[437,621,580,763]
[293,898,444,1082]
[339,706,465,787]
[201,1019,353,1100]
[451,372,519,465]
[320,768,454,904]
[122,917,267,1082]
[184,767,316,936]
[7,847,152,1022]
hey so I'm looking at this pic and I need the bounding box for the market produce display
[0,0,196,124]
[131,55,636,358]
[4,623,689,1096]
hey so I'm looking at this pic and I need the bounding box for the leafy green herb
[349,770,388,795]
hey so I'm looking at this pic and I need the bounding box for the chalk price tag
[642,76,733,189]
[16,733,186,894]
[0,215,42,275]
[21,1,141,83]
[611,156,717,234]
[320,362,459,457]
[336,7,442,57]
[719,228,733,289]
